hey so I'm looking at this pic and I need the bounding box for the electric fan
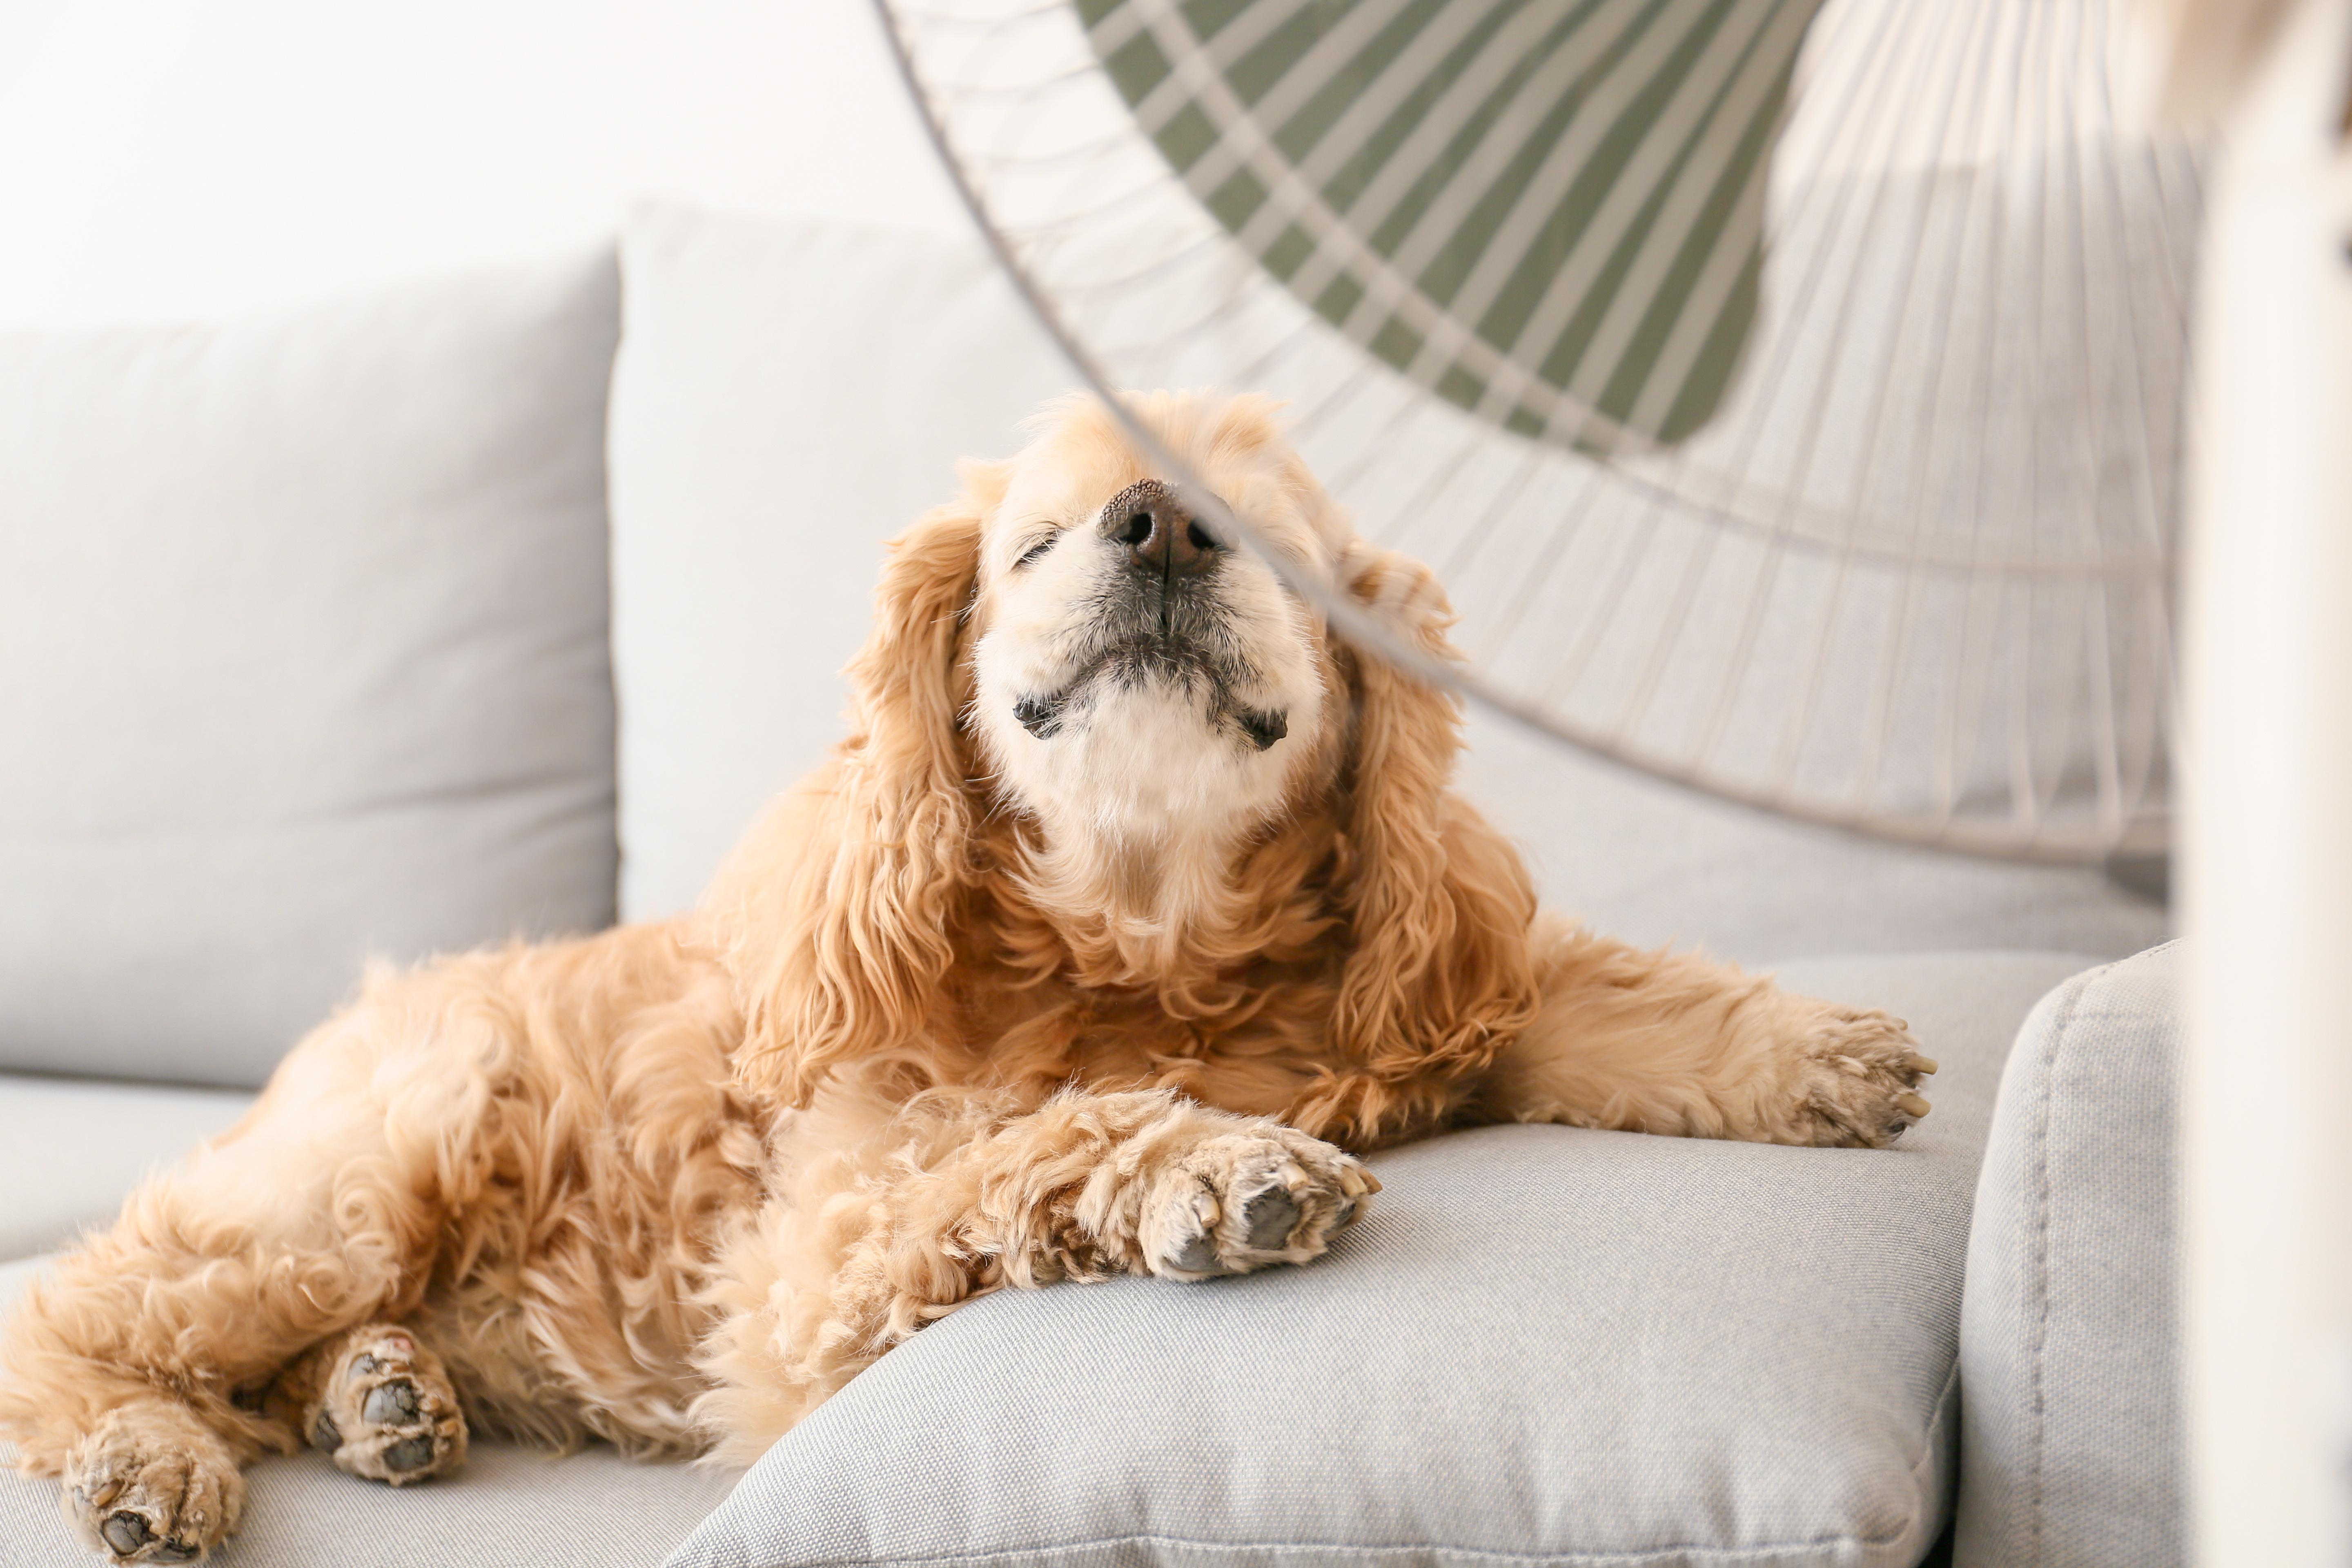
[874,0,2204,862]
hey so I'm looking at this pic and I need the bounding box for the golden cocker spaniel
[0,391,1934,1564]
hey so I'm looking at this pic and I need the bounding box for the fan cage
[874,0,2205,864]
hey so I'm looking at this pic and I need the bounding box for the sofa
[0,204,2181,1567]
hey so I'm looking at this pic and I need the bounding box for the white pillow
[0,254,622,1087]
[608,204,1074,920]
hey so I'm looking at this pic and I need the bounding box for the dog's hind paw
[1142,1125,1377,1280]
[300,1324,467,1486]
[66,1402,243,1564]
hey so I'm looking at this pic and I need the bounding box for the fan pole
[2182,0,2352,1559]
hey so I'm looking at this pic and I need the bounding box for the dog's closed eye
[1016,535,1057,568]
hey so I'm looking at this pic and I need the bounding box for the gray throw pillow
[668,951,2091,1568]
[0,253,621,1087]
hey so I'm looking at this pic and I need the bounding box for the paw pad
[1149,1126,1377,1280]
[362,1381,419,1425]
[381,1436,437,1474]
[301,1325,467,1487]
[1241,1186,1301,1250]
[1168,1232,1224,1275]
[100,1508,202,1563]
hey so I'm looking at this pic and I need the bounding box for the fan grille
[876,0,2203,862]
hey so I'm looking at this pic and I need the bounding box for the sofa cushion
[0,1076,254,1261]
[0,253,622,1087]
[0,1255,742,1568]
[667,950,2091,1568]
[0,1439,742,1568]
[1953,942,2185,1567]
[608,203,1074,921]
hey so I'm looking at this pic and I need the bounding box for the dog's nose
[1101,479,1222,577]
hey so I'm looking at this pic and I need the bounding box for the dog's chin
[1012,684,1287,753]
[991,680,1301,847]
[1001,615,1292,751]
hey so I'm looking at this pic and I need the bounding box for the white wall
[0,0,970,330]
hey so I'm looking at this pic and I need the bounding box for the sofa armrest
[1956,941,2185,1566]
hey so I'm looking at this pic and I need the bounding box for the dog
[0,390,1935,1563]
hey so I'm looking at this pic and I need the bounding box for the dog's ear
[705,470,1000,1105]
[1329,547,1541,1095]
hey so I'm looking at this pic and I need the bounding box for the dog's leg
[0,979,507,1561]
[270,1322,467,1486]
[691,1085,1375,1459]
[1,1102,442,1563]
[1472,920,1937,1148]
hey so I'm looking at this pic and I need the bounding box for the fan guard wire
[873,0,2203,864]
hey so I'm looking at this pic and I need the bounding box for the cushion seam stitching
[2026,972,2091,1563]
[739,1394,1967,1568]
[745,1530,1933,1567]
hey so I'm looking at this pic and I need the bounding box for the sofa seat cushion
[668,950,2093,1568]
[0,1259,742,1568]
[0,1075,254,1261]
[0,1263,744,1566]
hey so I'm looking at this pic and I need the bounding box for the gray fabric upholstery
[0,1076,254,1261]
[0,1432,739,1568]
[0,254,622,1088]
[0,1263,746,1568]
[668,951,2089,1568]
[1457,710,2170,967]
[1953,943,2184,1568]
[0,1444,741,1568]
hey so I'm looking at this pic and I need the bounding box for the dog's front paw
[1780,1007,1937,1148]
[1142,1126,1377,1280]
[302,1325,467,1486]
[66,1403,242,1564]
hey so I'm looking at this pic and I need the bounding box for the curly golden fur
[0,391,1935,1564]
